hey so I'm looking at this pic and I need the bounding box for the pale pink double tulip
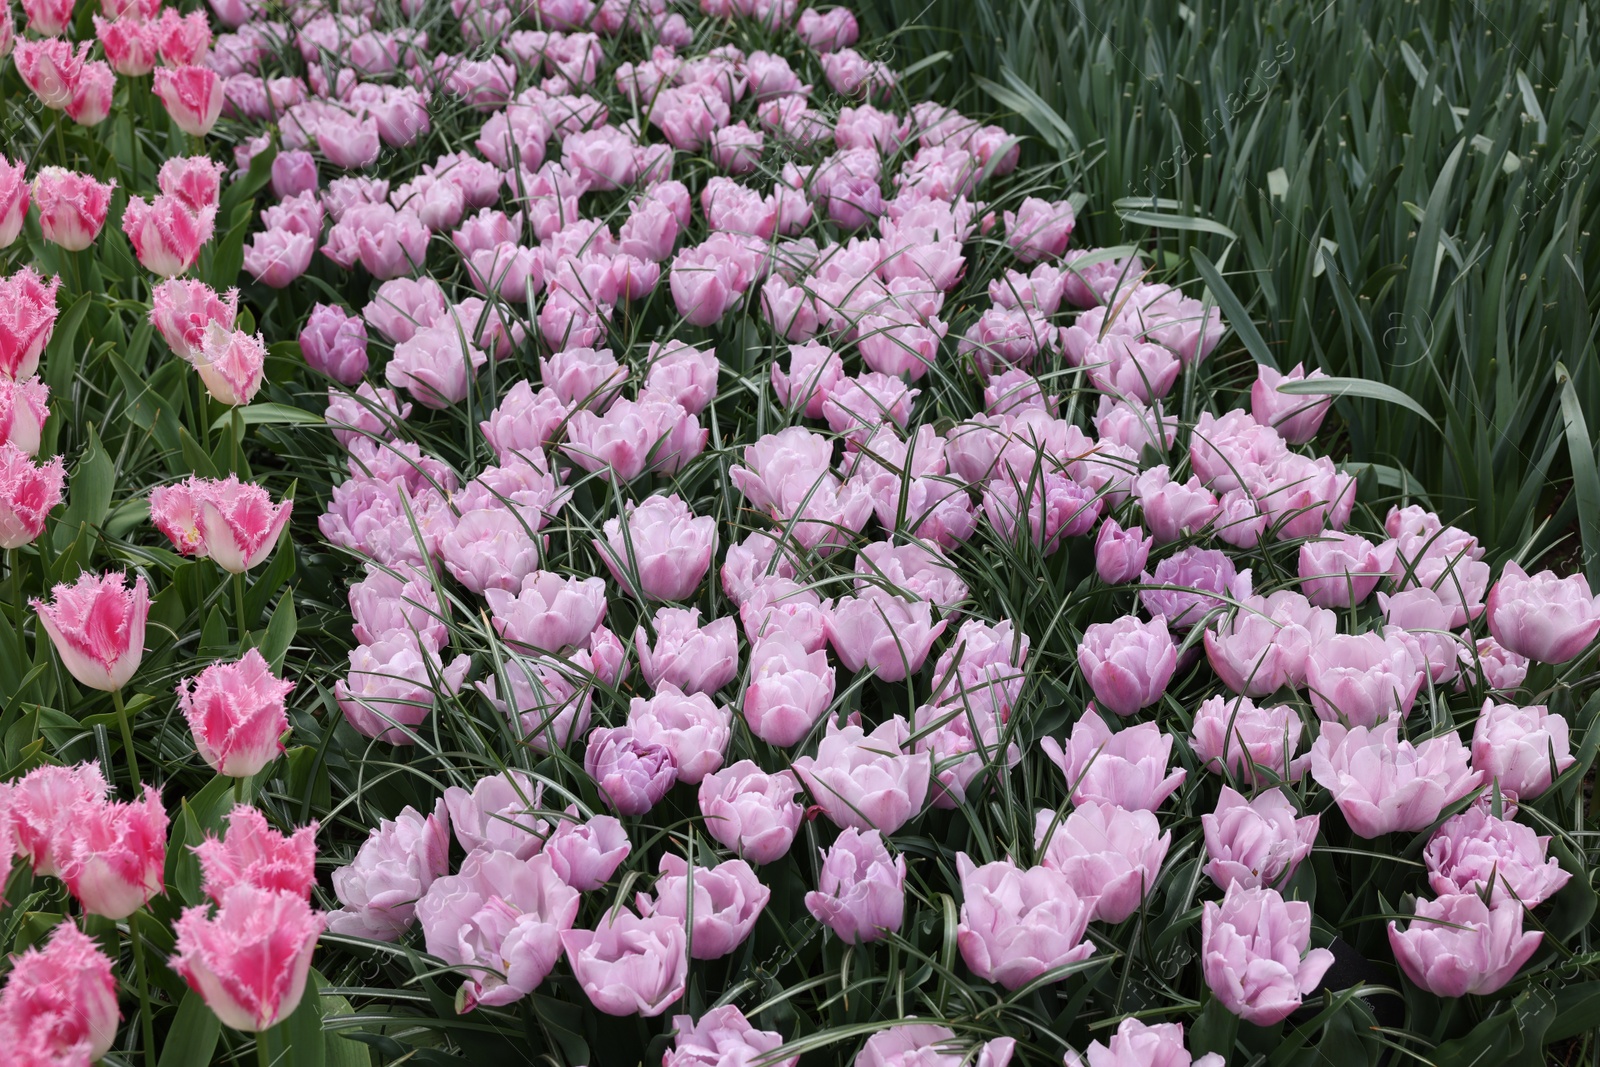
[329,799,450,941]
[1304,630,1424,727]
[1077,614,1177,717]
[584,726,678,814]
[804,827,905,944]
[1308,716,1481,837]
[1188,695,1305,785]
[637,854,770,960]
[33,571,149,691]
[698,761,804,864]
[1201,884,1334,1025]
[597,493,717,602]
[544,810,631,891]
[178,649,293,778]
[334,634,471,744]
[743,633,836,746]
[792,714,931,834]
[1041,710,1186,811]
[824,590,948,682]
[300,304,370,384]
[1094,519,1152,585]
[1486,560,1600,663]
[955,854,1096,989]
[1424,806,1569,907]
[560,908,688,1017]
[855,1025,1014,1067]
[1297,533,1395,608]
[1063,1018,1223,1067]
[1204,591,1333,697]
[1252,364,1332,444]
[637,607,739,695]
[1201,787,1318,891]
[1387,893,1541,997]
[1034,803,1169,924]
[664,1005,797,1067]
[626,684,733,785]
[486,571,607,654]
[1471,700,1575,797]
[443,770,552,860]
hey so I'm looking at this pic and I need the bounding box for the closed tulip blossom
[329,799,450,940]
[1201,787,1318,891]
[544,810,631,891]
[805,828,906,943]
[1063,1018,1224,1067]
[1387,893,1541,997]
[438,508,541,594]
[1486,560,1600,663]
[334,634,471,744]
[173,882,325,1032]
[563,390,708,483]
[560,908,689,1017]
[0,375,48,454]
[1304,631,1425,727]
[443,770,552,860]
[386,321,488,409]
[1252,364,1332,444]
[154,65,224,136]
[955,854,1096,989]
[1297,533,1395,608]
[243,228,314,287]
[1309,716,1482,838]
[299,304,369,384]
[664,1004,797,1067]
[190,805,316,902]
[1139,547,1251,630]
[55,786,168,918]
[417,850,579,1010]
[1204,591,1334,697]
[1034,803,1170,924]
[638,854,771,960]
[855,1025,1014,1067]
[486,572,608,654]
[634,608,739,696]
[31,168,116,250]
[1201,884,1334,1025]
[1133,466,1218,543]
[177,649,293,778]
[0,156,26,249]
[824,590,948,682]
[122,193,216,278]
[32,571,149,691]
[0,922,120,1065]
[597,494,717,602]
[698,761,805,864]
[1095,519,1152,585]
[584,726,679,814]
[191,322,267,406]
[149,278,236,364]
[1424,805,1570,907]
[0,445,64,548]
[196,475,294,572]
[1189,695,1305,785]
[7,762,110,877]
[1471,700,1575,797]
[1077,614,1177,717]
[1041,710,1186,812]
[742,633,836,746]
[793,714,931,834]
[0,268,61,378]
[626,685,733,785]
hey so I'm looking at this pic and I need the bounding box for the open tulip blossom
[0,0,1592,1061]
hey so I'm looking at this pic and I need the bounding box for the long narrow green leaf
[1555,361,1600,584]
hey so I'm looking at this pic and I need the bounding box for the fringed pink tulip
[177,649,294,777]
[0,444,64,548]
[31,167,116,251]
[149,279,236,363]
[0,155,30,248]
[56,785,168,919]
[171,883,325,1032]
[8,762,110,877]
[0,376,49,454]
[32,571,149,691]
[123,193,217,277]
[0,922,120,1064]
[154,65,225,136]
[192,805,317,901]
[197,475,294,572]
[191,323,267,406]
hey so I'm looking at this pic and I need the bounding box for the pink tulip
[443,771,551,861]
[0,922,119,1064]
[56,785,167,918]
[65,60,115,126]
[856,1025,1014,1067]
[1457,633,1529,693]
[438,508,541,595]
[149,278,236,364]
[695,762,801,868]
[1094,519,1152,585]
[797,6,859,51]
[32,167,116,251]
[644,340,719,415]
[156,8,211,66]
[271,151,319,200]
[1202,786,1318,891]
[638,854,770,960]
[560,908,688,1017]
[158,157,222,216]
[1003,197,1075,263]
[1077,615,1177,717]
[824,590,948,683]
[636,607,739,696]
[1304,630,1425,727]
[416,850,579,1010]
[14,38,89,109]
[364,276,447,344]
[956,854,1095,989]
[7,762,110,876]
[1252,364,1331,444]
[626,684,733,785]
[1140,547,1250,629]
[1189,694,1305,785]
[1297,533,1395,608]
[1041,710,1186,811]
[154,65,224,136]
[178,649,293,778]
[742,633,836,746]
[192,805,317,900]
[32,571,148,691]
[0,269,60,381]
[804,827,905,943]
[330,798,451,941]
[486,571,607,654]
[323,203,432,280]
[1204,591,1333,697]
[793,714,931,834]
[1201,884,1334,1025]
[1486,560,1600,664]
[243,228,314,287]
[300,304,369,385]
[1424,806,1570,907]
[0,156,28,249]
[1062,1018,1224,1067]
[664,1005,797,1067]
[191,323,267,406]
[982,472,1102,553]
[1387,893,1541,997]
[197,475,294,572]
[584,726,679,814]
[544,810,631,891]
[122,193,216,278]
[20,0,73,37]
[597,494,716,602]
[386,321,488,409]
[0,444,64,548]
[1133,466,1218,544]
[1309,716,1482,837]
[1471,700,1575,798]
[562,390,708,483]
[334,634,470,744]
[172,883,326,1031]
[1036,799,1171,925]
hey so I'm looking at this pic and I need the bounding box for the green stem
[6,548,19,632]
[233,571,249,646]
[129,911,157,1067]
[233,772,250,808]
[111,688,142,790]
[257,1029,273,1067]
